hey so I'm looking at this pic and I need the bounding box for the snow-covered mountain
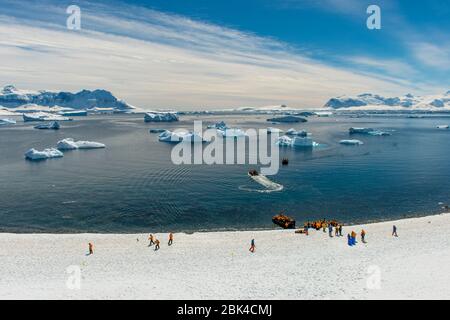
[0,85,133,110]
[324,91,450,110]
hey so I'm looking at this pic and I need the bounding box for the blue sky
[0,0,448,109]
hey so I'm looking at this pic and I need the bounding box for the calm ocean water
[1,113,450,233]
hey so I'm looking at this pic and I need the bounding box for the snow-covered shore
[1,213,450,300]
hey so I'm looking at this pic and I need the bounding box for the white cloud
[411,42,450,70]
[0,0,426,109]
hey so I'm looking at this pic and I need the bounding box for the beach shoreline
[1,212,450,299]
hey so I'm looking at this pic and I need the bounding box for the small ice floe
[339,139,364,145]
[149,128,167,133]
[0,118,16,125]
[286,128,308,136]
[266,115,307,123]
[144,112,178,122]
[25,148,63,161]
[57,138,106,150]
[59,110,87,117]
[34,121,60,130]
[267,127,283,134]
[437,125,449,129]
[349,127,391,136]
[217,128,247,138]
[207,121,228,130]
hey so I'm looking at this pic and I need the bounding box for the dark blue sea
[1,113,450,233]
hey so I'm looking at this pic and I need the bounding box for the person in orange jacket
[361,229,366,243]
[154,239,160,251]
[148,234,155,247]
[168,233,174,246]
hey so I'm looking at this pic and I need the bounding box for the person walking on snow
[88,242,94,255]
[154,239,160,251]
[328,224,333,237]
[392,225,398,237]
[168,233,174,246]
[249,239,256,253]
[148,234,155,247]
[361,229,366,243]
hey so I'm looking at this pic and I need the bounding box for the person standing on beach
[335,225,339,237]
[339,225,343,237]
[249,239,256,253]
[154,239,160,251]
[361,229,366,243]
[328,224,333,237]
[88,242,94,255]
[148,234,155,247]
[168,233,174,246]
[392,225,398,237]
[351,231,357,245]
[347,234,352,246]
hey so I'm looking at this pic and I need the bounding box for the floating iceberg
[59,110,87,117]
[158,130,205,143]
[57,138,106,150]
[286,128,308,136]
[437,125,449,129]
[217,128,247,138]
[23,112,71,122]
[349,127,391,136]
[339,139,364,145]
[144,112,179,122]
[266,115,307,123]
[34,121,60,130]
[0,118,16,125]
[207,121,228,130]
[149,128,167,133]
[277,135,316,148]
[25,148,63,160]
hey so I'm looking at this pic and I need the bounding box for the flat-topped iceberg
[340,139,364,145]
[57,138,106,150]
[34,122,60,130]
[25,148,63,160]
[23,112,71,122]
[266,115,307,123]
[349,127,391,136]
[437,125,449,129]
[144,112,179,122]
[0,118,16,125]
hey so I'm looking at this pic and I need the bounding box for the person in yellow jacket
[148,234,155,247]
[154,239,160,251]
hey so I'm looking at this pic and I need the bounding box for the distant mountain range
[0,85,133,110]
[324,91,450,110]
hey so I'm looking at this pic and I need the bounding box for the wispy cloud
[411,42,450,70]
[0,0,441,109]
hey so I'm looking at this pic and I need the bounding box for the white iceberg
[286,128,308,136]
[217,128,247,138]
[25,148,63,160]
[34,122,60,130]
[349,127,391,136]
[277,135,316,148]
[0,118,16,125]
[144,112,179,122]
[57,138,106,150]
[339,139,364,145]
[437,125,449,129]
[23,112,71,122]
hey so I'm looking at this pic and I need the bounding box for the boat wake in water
[239,174,284,193]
